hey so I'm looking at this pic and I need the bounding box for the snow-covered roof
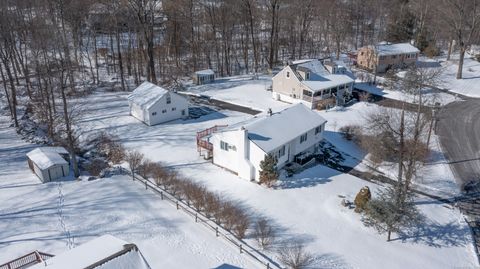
[195,69,215,76]
[30,235,150,269]
[374,42,420,56]
[222,104,327,153]
[127,81,170,109]
[288,59,354,91]
[293,59,330,77]
[302,74,354,92]
[27,147,68,170]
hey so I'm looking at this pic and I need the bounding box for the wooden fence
[127,168,281,269]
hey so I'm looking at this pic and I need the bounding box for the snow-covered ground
[1,83,476,268]
[424,55,480,98]
[0,113,258,268]
[72,91,475,268]
[183,74,289,112]
[318,102,460,197]
[354,82,458,106]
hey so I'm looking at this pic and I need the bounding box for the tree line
[0,0,479,177]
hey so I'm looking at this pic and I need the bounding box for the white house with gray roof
[272,59,355,109]
[128,81,189,126]
[208,103,327,181]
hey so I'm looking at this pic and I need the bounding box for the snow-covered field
[416,55,480,98]
[0,114,258,268]
[73,91,476,268]
[183,74,289,112]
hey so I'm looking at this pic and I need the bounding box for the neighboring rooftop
[222,104,327,153]
[195,69,215,75]
[26,147,68,169]
[30,235,151,269]
[127,81,169,110]
[287,59,354,90]
[374,42,420,56]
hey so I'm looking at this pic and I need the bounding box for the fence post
[145,180,147,190]
[176,201,179,210]
[160,191,163,200]
[239,244,243,254]
[266,263,270,269]
[195,213,198,223]
[216,227,219,237]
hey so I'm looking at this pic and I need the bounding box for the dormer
[296,66,311,80]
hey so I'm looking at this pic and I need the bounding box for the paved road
[437,98,480,190]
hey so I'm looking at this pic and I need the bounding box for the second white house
[199,103,327,181]
[127,81,189,126]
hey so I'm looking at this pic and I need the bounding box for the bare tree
[126,150,144,180]
[437,0,480,79]
[277,241,316,269]
[253,217,276,249]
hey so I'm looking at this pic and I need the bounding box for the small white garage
[127,81,189,126]
[27,147,70,183]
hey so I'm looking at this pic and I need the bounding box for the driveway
[437,98,480,191]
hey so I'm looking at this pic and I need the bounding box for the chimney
[267,108,273,116]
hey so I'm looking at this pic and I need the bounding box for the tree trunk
[447,38,453,61]
[457,47,465,79]
[116,31,126,91]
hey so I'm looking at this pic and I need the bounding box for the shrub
[424,44,440,58]
[86,158,109,177]
[277,241,316,269]
[354,186,372,213]
[359,91,371,102]
[475,54,480,62]
[339,125,362,142]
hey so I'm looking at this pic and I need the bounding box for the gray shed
[27,147,70,182]
[193,69,215,85]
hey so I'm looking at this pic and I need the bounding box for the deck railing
[0,251,54,269]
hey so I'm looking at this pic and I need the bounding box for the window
[303,89,312,97]
[392,55,397,59]
[360,52,364,56]
[172,107,176,111]
[166,95,171,104]
[278,145,285,157]
[315,126,322,135]
[286,71,290,78]
[379,56,386,60]
[162,109,167,113]
[305,72,310,80]
[300,133,308,143]
[152,112,157,116]
[220,141,229,151]
[181,109,186,116]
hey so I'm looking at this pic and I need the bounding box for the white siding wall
[211,130,243,175]
[248,142,267,181]
[129,102,145,123]
[31,162,69,182]
[136,93,189,126]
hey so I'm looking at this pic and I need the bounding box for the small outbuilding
[27,147,70,182]
[193,69,215,85]
[127,81,189,126]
